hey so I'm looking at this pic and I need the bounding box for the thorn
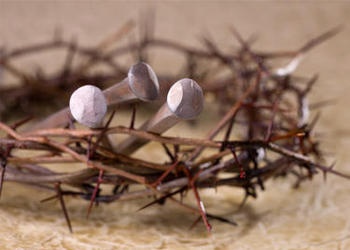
[151,160,180,188]
[161,143,176,162]
[40,194,59,203]
[323,162,336,181]
[87,169,104,218]
[0,163,5,199]
[55,183,73,233]
[129,104,137,129]
[10,116,33,129]
[189,216,202,230]
[137,187,185,212]
[0,146,12,199]
[207,213,238,227]
[239,192,249,210]
[90,110,116,154]
[230,148,246,179]
[299,25,343,54]
[190,176,212,232]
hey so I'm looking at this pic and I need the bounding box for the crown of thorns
[0,23,348,233]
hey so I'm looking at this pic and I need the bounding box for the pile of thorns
[0,21,349,232]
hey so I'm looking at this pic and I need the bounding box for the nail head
[128,62,159,101]
[69,85,107,128]
[167,78,204,120]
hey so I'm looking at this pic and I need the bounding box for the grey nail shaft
[103,78,137,108]
[116,104,180,155]
[27,108,73,131]
[27,81,131,131]
[26,62,159,131]
[116,78,203,155]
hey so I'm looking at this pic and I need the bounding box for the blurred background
[0,2,350,249]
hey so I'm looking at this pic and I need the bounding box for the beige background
[1,1,350,249]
